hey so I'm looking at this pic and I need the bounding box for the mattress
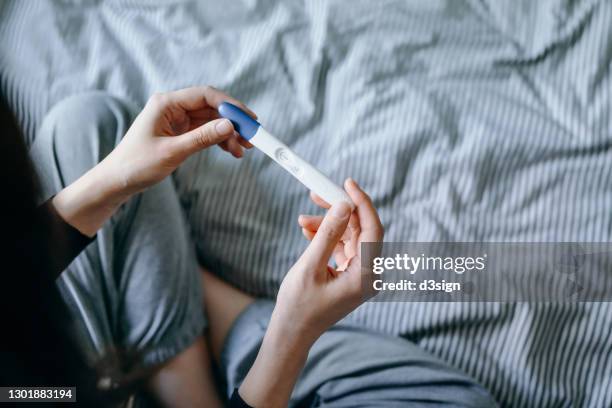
[1,0,611,406]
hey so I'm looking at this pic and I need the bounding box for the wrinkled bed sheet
[1,0,611,406]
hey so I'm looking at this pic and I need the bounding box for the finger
[185,110,220,131]
[301,228,350,248]
[172,118,234,157]
[310,191,331,209]
[218,140,230,152]
[302,230,350,266]
[236,133,254,149]
[301,228,315,241]
[336,257,350,272]
[186,107,219,124]
[345,178,383,243]
[298,215,351,241]
[346,212,360,259]
[219,134,248,153]
[165,86,258,119]
[333,243,349,270]
[344,179,383,267]
[298,215,324,230]
[220,136,243,157]
[300,201,352,269]
[225,136,244,158]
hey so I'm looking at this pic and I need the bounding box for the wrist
[52,162,131,237]
[90,158,133,204]
[268,307,319,351]
[238,310,314,408]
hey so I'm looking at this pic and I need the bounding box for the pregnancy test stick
[218,102,354,210]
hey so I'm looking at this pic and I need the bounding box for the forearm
[238,311,316,408]
[52,160,128,237]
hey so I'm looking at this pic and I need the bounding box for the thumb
[301,201,352,269]
[172,118,234,157]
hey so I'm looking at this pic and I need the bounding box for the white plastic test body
[218,103,354,209]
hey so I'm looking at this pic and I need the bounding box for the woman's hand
[101,86,256,196]
[272,178,384,343]
[238,179,383,408]
[52,86,256,236]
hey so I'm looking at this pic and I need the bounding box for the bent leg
[296,327,496,407]
[201,267,255,361]
[219,299,496,407]
[30,92,220,407]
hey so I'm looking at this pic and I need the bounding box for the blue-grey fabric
[222,300,497,407]
[29,92,206,378]
[1,0,611,406]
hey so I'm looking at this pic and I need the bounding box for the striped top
[1,0,611,406]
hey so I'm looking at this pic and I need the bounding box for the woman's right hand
[272,178,384,344]
[53,86,255,237]
[101,86,256,198]
[238,179,383,408]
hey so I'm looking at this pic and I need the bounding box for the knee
[32,92,137,183]
[39,92,136,160]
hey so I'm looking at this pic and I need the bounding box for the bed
[1,0,611,406]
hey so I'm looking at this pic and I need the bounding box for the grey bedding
[1,0,611,406]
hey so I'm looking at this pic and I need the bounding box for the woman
[1,86,493,407]
[0,86,382,407]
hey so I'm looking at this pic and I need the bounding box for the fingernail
[330,202,351,219]
[346,177,357,189]
[216,119,233,135]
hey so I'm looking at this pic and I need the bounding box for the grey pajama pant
[29,91,495,407]
[29,92,206,383]
[223,301,497,407]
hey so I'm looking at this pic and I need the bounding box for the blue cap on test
[218,102,260,140]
